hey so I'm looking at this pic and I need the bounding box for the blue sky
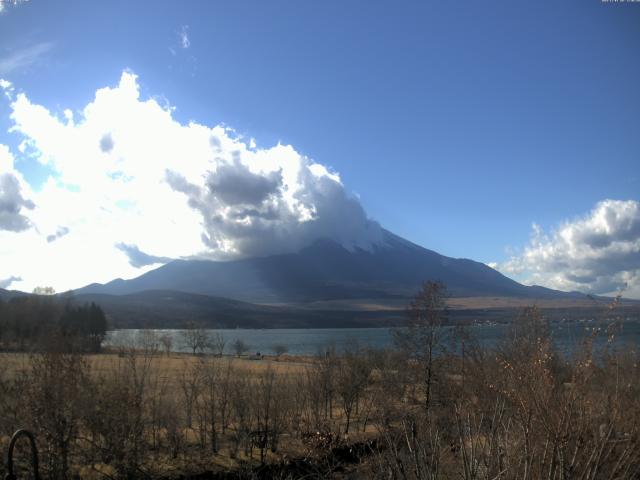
[0,0,639,296]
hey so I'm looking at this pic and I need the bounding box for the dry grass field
[0,347,381,479]
[277,295,640,312]
[0,351,315,380]
[1,296,640,479]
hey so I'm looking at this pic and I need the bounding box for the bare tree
[158,333,173,356]
[194,357,221,452]
[252,367,278,463]
[27,349,90,479]
[180,322,210,355]
[136,329,160,354]
[207,332,226,357]
[217,359,235,435]
[229,375,253,458]
[335,343,371,434]
[178,360,202,429]
[32,286,56,295]
[232,338,249,357]
[394,280,448,412]
[272,344,288,358]
[316,345,338,422]
[83,349,155,479]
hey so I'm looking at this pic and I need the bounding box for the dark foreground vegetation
[1,282,639,479]
[0,295,107,352]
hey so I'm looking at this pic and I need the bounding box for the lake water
[106,320,640,357]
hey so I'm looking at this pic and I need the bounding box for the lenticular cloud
[0,71,382,291]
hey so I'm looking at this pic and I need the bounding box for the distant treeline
[0,295,107,352]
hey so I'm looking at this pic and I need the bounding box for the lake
[106,320,640,357]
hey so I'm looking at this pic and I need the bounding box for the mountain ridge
[73,229,583,303]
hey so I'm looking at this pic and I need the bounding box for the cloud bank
[0,275,22,289]
[0,145,34,232]
[0,71,382,292]
[115,243,173,269]
[498,200,640,298]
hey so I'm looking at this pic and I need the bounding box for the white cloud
[0,0,30,14]
[179,25,190,49]
[0,144,34,232]
[0,71,382,292]
[497,200,640,299]
[0,275,22,289]
[0,78,14,101]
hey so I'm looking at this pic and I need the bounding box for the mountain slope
[73,290,407,328]
[0,288,28,301]
[78,289,628,330]
[75,230,580,304]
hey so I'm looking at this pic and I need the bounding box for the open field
[286,295,640,311]
[0,351,314,380]
[0,347,380,479]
